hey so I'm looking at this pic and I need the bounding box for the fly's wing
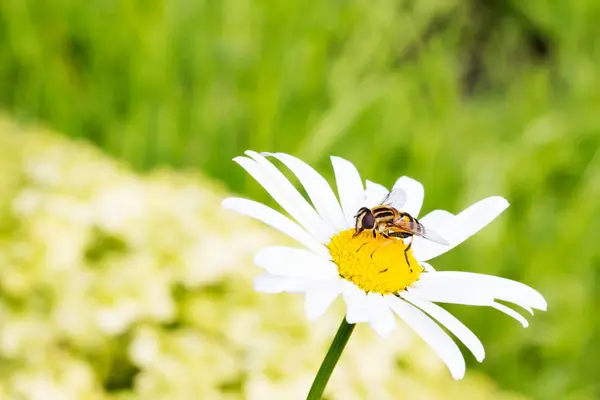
[379,188,407,210]
[420,226,451,246]
[392,218,450,246]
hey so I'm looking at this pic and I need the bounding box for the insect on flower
[222,150,548,381]
[354,189,450,270]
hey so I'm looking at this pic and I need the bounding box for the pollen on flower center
[327,229,422,294]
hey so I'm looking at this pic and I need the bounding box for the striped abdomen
[393,212,425,235]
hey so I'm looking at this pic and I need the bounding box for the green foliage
[0,0,599,399]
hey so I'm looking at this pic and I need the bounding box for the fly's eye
[362,212,375,229]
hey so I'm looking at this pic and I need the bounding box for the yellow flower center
[327,229,423,294]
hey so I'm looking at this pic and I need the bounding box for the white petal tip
[221,198,234,209]
[492,196,510,209]
[253,276,279,293]
[373,327,395,338]
[261,152,275,157]
[306,313,320,321]
[491,302,530,328]
[251,250,266,268]
[452,373,465,381]
[513,314,530,328]
[471,346,486,363]
[370,317,397,338]
[522,306,535,316]
[232,156,248,164]
[220,197,248,213]
[306,304,332,321]
[527,292,547,311]
[536,299,548,312]
[449,365,466,380]
[251,246,283,266]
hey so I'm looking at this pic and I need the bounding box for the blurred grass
[0,0,599,399]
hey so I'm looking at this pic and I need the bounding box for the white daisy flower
[222,151,547,380]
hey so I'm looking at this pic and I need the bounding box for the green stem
[306,317,355,400]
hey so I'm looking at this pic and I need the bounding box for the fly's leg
[370,239,394,259]
[369,231,392,259]
[388,232,415,273]
[357,230,379,252]
[403,236,414,273]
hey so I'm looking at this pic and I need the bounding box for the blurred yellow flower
[0,118,532,399]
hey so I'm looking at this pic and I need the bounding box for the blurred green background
[0,0,599,399]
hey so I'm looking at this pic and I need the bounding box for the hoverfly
[354,188,449,270]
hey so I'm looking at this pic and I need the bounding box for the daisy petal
[401,292,485,362]
[419,210,455,230]
[407,279,493,306]
[331,156,365,227]
[254,273,316,294]
[305,281,344,320]
[451,196,510,244]
[266,152,348,231]
[364,180,389,208]
[392,176,424,216]
[411,210,454,262]
[343,283,372,323]
[236,154,330,243]
[412,196,509,261]
[387,296,466,380]
[491,302,529,328]
[418,272,547,311]
[368,294,397,337]
[253,246,338,280]
[520,305,535,316]
[222,197,329,258]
